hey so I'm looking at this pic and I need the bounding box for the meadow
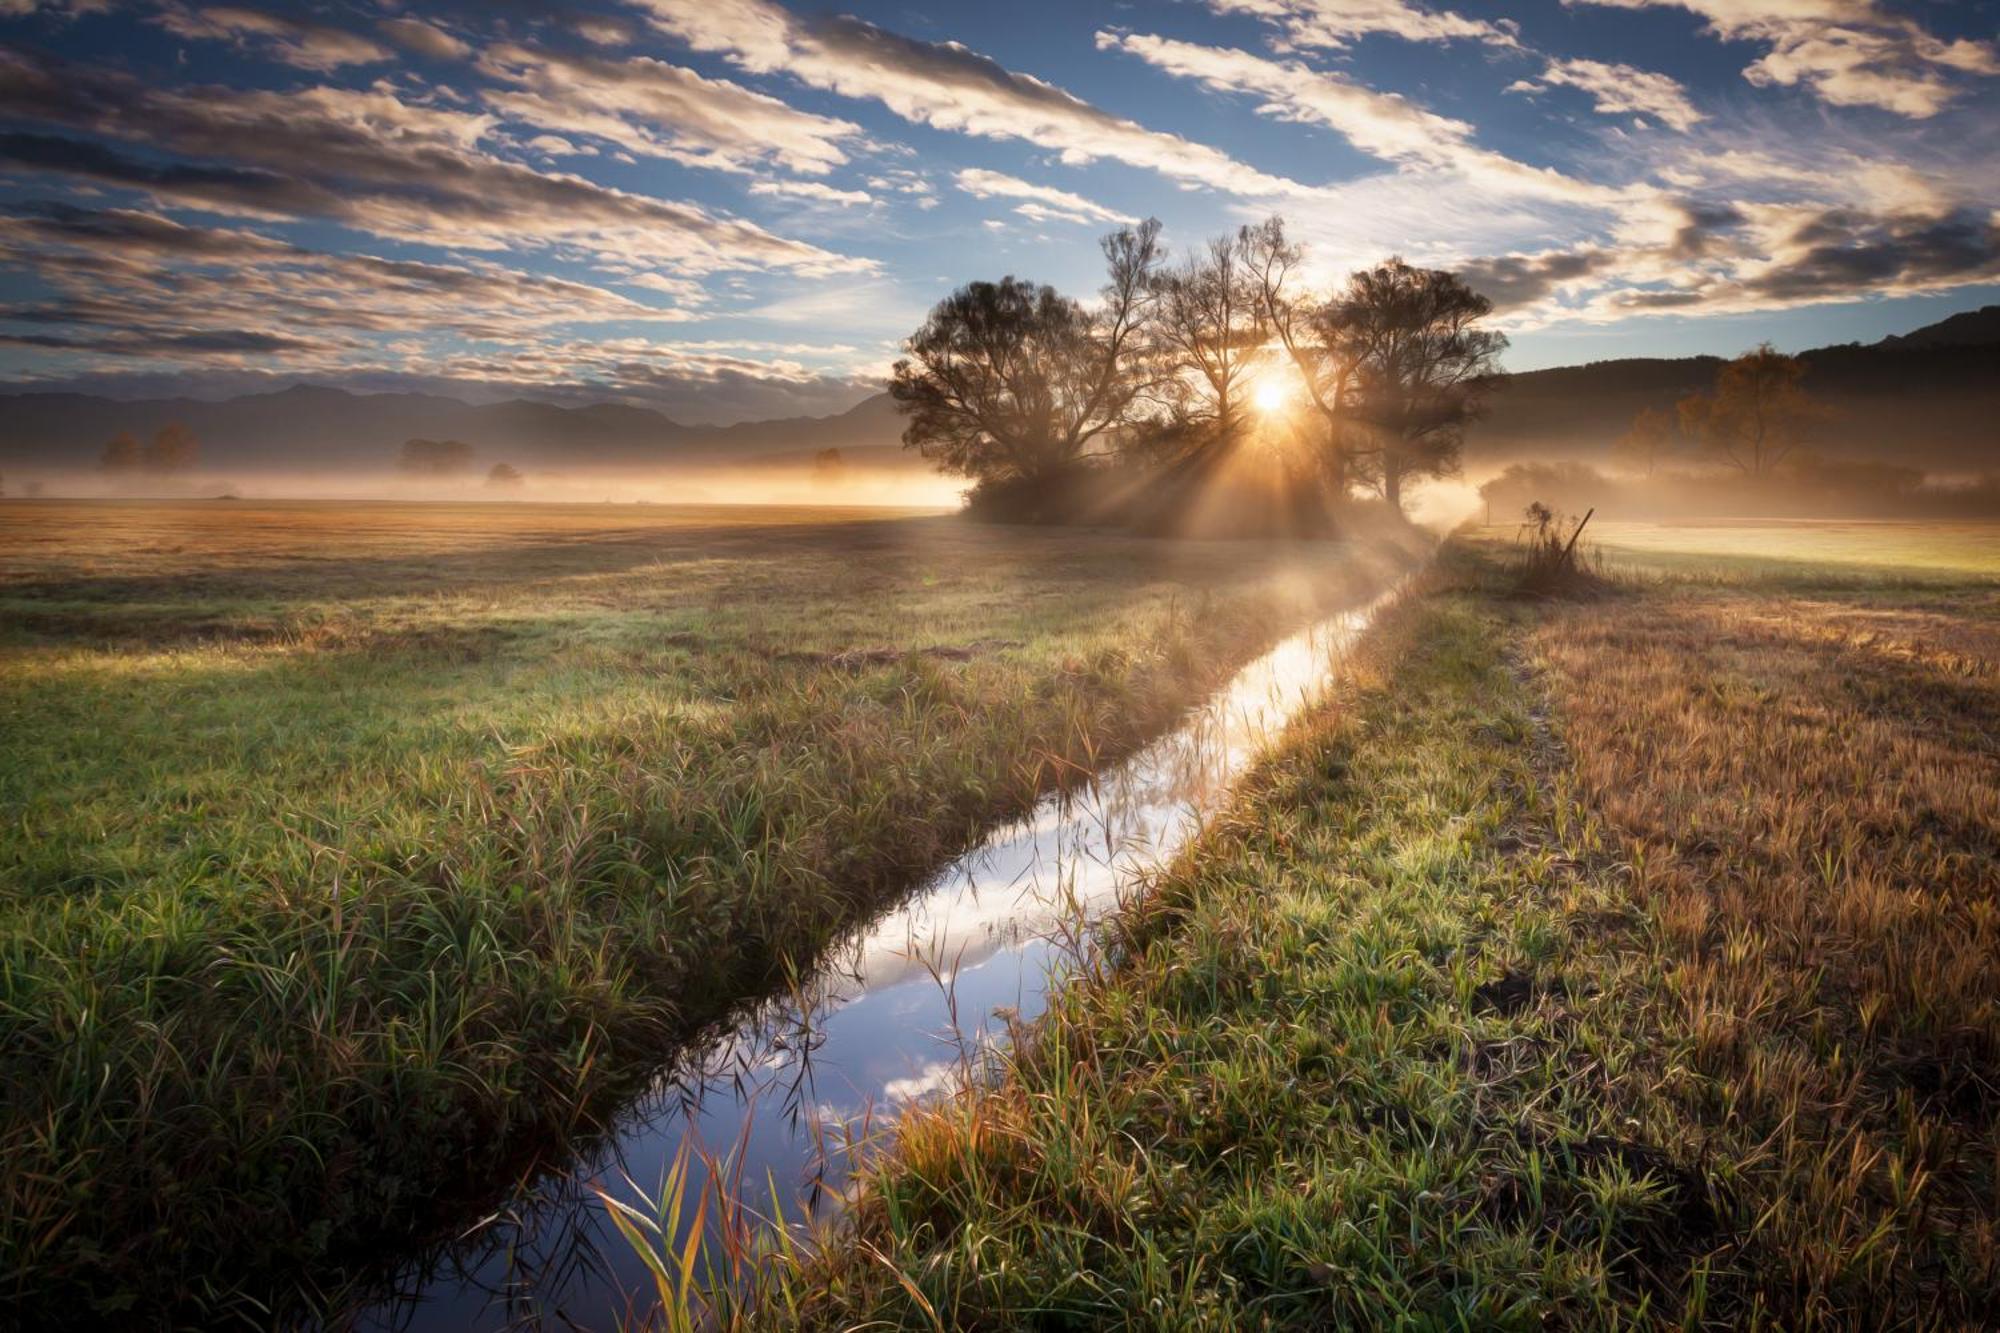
[0,499,1418,1325]
[791,519,2000,1330]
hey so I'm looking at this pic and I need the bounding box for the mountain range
[0,384,905,474]
[2,306,1994,477]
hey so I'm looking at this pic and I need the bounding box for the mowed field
[796,519,2000,1330]
[0,499,1416,1326]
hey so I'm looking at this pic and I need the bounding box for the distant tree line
[101,423,199,473]
[398,439,526,490]
[891,215,1507,531]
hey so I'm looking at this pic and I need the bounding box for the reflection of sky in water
[365,588,1393,1332]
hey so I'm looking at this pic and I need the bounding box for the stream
[362,581,1398,1331]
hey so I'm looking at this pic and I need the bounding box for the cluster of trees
[397,437,476,476]
[101,424,199,473]
[1615,343,1822,478]
[891,215,1507,524]
[398,438,524,489]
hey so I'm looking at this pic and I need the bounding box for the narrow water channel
[364,582,1399,1331]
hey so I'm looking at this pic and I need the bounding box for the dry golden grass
[1532,584,2000,1324]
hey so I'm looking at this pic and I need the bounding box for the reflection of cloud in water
[365,582,1401,1333]
[882,1058,963,1105]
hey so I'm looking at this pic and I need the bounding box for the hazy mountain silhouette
[1877,304,2000,350]
[1476,308,1999,469]
[1,307,1992,476]
[0,383,904,473]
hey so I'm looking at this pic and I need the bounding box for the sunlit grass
[784,528,2000,1329]
[1500,517,2000,583]
[0,499,1417,1326]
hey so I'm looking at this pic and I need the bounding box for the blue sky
[0,0,1994,421]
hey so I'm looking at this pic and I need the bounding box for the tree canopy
[1678,343,1818,476]
[890,217,1508,523]
[892,220,1161,488]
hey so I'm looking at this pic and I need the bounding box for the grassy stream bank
[787,535,1999,1330]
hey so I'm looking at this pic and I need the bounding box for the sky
[0,0,1994,424]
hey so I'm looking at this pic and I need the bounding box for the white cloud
[749,178,874,206]
[953,168,1134,224]
[0,203,704,380]
[475,41,866,178]
[0,50,876,278]
[1509,57,1705,131]
[634,0,1325,199]
[153,4,392,72]
[1097,31,1628,208]
[377,17,471,63]
[1568,0,1997,117]
[1202,0,1521,49]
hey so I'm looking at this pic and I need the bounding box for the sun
[1251,373,1297,417]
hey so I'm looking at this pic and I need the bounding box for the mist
[3,459,965,510]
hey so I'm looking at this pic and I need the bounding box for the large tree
[892,220,1161,490]
[1240,217,1358,493]
[1330,260,1507,513]
[1145,232,1269,460]
[1678,343,1816,476]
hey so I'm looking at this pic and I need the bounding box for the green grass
[0,499,1418,1326]
[789,523,2000,1331]
[797,555,1706,1329]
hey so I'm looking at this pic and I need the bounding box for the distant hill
[1476,311,1999,471]
[0,383,910,473]
[1878,304,2000,350]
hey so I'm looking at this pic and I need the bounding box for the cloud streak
[636,0,1326,198]
[1097,30,1628,208]
[1203,0,1521,50]
[1508,58,1705,131]
[0,47,873,278]
[474,41,867,176]
[1570,0,1997,117]
[953,168,1135,225]
[153,4,393,72]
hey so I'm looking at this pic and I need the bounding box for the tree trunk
[1384,460,1402,514]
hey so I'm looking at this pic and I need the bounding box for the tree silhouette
[1146,232,1269,461]
[1678,343,1818,476]
[1615,405,1677,477]
[1330,260,1507,513]
[1240,217,1359,493]
[101,432,142,471]
[145,422,198,472]
[484,462,524,488]
[399,438,476,476]
[892,220,1161,492]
